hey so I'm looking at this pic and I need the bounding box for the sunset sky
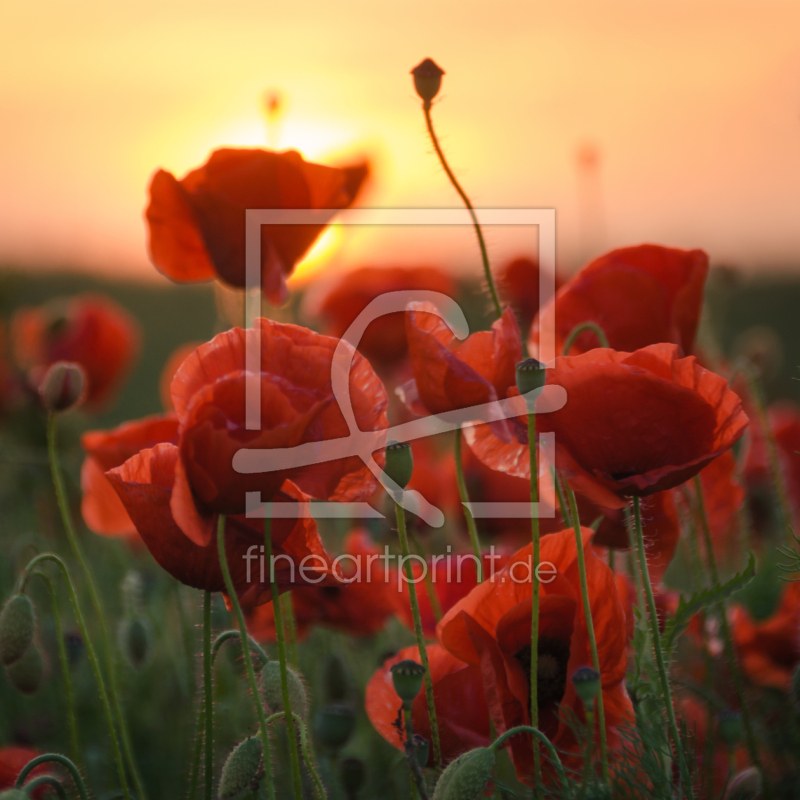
[2,0,800,285]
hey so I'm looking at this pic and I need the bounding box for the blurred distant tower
[262,89,285,149]
[576,142,607,265]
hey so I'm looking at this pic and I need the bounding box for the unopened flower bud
[432,747,496,800]
[6,643,44,695]
[314,704,356,750]
[718,710,743,747]
[0,594,35,666]
[118,617,149,669]
[39,361,85,412]
[571,666,601,705]
[323,654,350,702]
[515,358,546,399]
[219,736,263,799]
[724,767,762,800]
[0,790,29,800]
[339,757,366,799]
[384,441,413,490]
[260,660,308,719]
[411,58,445,108]
[390,659,425,707]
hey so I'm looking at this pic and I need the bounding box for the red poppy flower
[405,436,461,522]
[731,580,800,691]
[529,245,708,357]
[107,443,328,605]
[11,294,140,411]
[164,318,387,546]
[466,344,748,510]
[0,746,48,794]
[436,528,632,784]
[81,414,179,537]
[315,266,457,366]
[366,643,491,766]
[159,342,201,412]
[146,148,368,304]
[498,256,561,331]
[399,303,522,415]
[247,529,396,639]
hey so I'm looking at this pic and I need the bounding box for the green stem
[263,513,305,800]
[421,103,502,319]
[15,753,89,800]
[490,726,568,792]
[21,775,68,799]
[281,592,299,667]
[27,571,80,763]
[18,553,128,799]
[215,516,277,800]
[410,530,443,622]
[46,413,144,800]
[202,591,213,800]
[632,497,692,797]
[578,703,595,798]
[525,409,543,796]
[561,322,609,356]
[265,711,328,800]
[693,476,771,800]
[402,706,423,800]
[454,428,483,582]
[566,487,610,784]
[395,499,442,771]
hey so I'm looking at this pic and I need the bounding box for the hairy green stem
[561,322,609,356]
[202,591,214,800]
[402,706,424,800]
[281,592,299,667]
[490,726,568,791]
[454,428,483,582]
[21,775,68,799]
[15,753,88,800]
[265,711,327,800]
[395,499,442,771]
[410,530,443,622]
[215,516,276,800]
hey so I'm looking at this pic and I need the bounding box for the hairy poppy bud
[39,361,85,412]
[314,704,356,750]
[515,358,546,399]
[390,659,425,707]
[118,618,149,669]
[339,757,366,799]
[323,654,350,702]
[411,58,445,108]
[260,660,308,719]
[0,594,35,666]
[219,737,263,799]
[0,791,29,800]
[432,747,495,800]
[6,643,44,695]
[571,666,601,704]
[718,710,743,747]
[724,767,762,800]
[384,441,413,489]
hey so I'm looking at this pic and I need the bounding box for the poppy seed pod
[384,441,414,490]
[717,710,743,747]
[0,594,35,666]
[571,666,601,704]
[724,767,762,800]
[390,659,425,707]
[432,747,495,800]
[260,660,308,719]
[314,704,356,750]
[515,357,546,398]
[39,361,85,412]
[218,737,263,800]
[5,644,44,695]
[411,58,445,108]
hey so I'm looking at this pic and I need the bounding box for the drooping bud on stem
[571,666,601,705]
[411,58,445,109]
[384,441,414,490]
[390,659,425,708]
[260,660,308,719]
[432,747,496,800]
[39,361,85,412]
[219,737,263,799]
[6,643,44,695]
[0,594,36,666]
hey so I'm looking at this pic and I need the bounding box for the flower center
[515,636,571,714]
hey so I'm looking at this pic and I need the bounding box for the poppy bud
[323,654,350,702]
[384,441,413,489]
[39,361,85,412]
[0,594,35,666]
[717,710,743,747]
[339,757,366,798]
[432,747,495,800]
[0,791,28,800]
[411,58,445,108]
[218,736,263,799]
[724,767,762,800]
[6,643,44,695]
[515,358,546,398]
[118,617,149,669]
[390,659,425,708]
[260,660,308,719]
[314,704,356,750]
[571,666,601,705]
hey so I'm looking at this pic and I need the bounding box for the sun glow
[289,226,344,285]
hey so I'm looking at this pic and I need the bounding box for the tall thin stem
[281,592,299,667]
[15,753,89,800]
[454,428,483,582]
[526,409,543,795]
[561,322,609,356]
[693,476,771,800]
[394,499,442,771]
[202,591,213,800]
[46,413,145,800]
[632,497,692,797]
[215,516,276,800]
[566,487,610,784]
[263,513,305,800]
[421,104,502,319]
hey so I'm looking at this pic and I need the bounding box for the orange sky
[2,0,800,284]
